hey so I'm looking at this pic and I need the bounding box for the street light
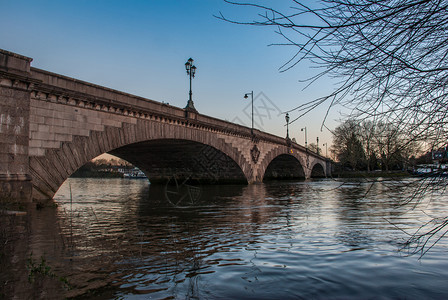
[285,113,290,140]
[316,137,319,155]
[185,58,197,112]
[323,143,328,157]
[301,127,307,149]
[244,91,254,135]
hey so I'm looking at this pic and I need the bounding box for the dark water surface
[14,178,448,298]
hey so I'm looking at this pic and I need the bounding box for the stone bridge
[0,49,331,203]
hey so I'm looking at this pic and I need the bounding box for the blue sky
[0,0,340,152]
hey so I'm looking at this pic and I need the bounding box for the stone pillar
[0,49,36,203]
[326,159,332,177]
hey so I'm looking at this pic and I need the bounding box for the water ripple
[46,178,448,299]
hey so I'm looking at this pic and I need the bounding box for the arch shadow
[263,154,306,181]
[109,139,248,185]
[310,162,326,178]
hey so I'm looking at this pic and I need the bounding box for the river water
[11,178,448,298]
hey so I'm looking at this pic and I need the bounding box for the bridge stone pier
[0,49,331,203]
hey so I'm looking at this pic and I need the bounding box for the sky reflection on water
[47,178,448,299]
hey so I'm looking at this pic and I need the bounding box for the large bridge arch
[109,138,248,184]
[30,119,250,201]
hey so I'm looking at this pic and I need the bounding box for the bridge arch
[310,162,326,178]
[109,138,247,184]
[259,147,306,181]
[30,120,249,201]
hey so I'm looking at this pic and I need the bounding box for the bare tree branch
[218,0,448,255]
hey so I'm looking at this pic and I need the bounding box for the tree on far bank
[307,142,321,156]
[332,120,366,171]
[359,121,377,172]
[375,122,405,172]
[332,119,419,172]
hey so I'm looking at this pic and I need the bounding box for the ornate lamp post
[301,127,307,149]
[285,113,290,140]
[244,91,254,135]
[316,137,320,155]
[185,58,197,112]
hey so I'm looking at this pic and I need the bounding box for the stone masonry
[0,50,37,202]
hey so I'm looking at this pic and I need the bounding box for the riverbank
[70,170,124,178]
[332,170,410,178]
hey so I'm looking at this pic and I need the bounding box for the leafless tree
[359,120,376,172]
[218,0,448,255]
[307,142,321,155]
[375,122,405,171]
[332,119,366,170]
[332,119,419,171]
